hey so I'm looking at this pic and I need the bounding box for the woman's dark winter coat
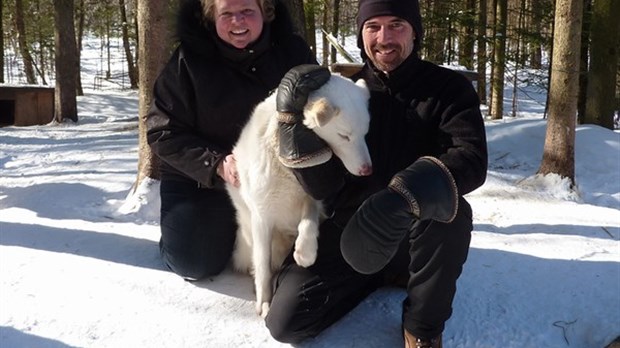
[146,0,316,188]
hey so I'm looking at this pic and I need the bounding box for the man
[266,0,487,346]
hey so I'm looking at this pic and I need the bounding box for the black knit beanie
[356,0,424,57]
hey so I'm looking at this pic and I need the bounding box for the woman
[146,0,316,281]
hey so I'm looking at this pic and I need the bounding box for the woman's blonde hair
[201,0,275,23]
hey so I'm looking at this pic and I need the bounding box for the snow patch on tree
[117,177,161,221]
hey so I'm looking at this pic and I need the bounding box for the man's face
[214,0,264,49]
[361,15,415,73]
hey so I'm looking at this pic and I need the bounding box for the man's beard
[370,44,405,73]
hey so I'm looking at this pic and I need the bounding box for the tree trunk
[489,0,507,120]
[445,8,454,64]
[15,0,37,84]
[34,0,47,85]
[584,0,619,129]
[0,0,4,83]
[538,0,582,185]
[75,0,85,96]
[133,5,140,77]
[305,0,317,57]
[426,1,448,63]
[120,0,138,89]
[321,1,329,66]
[616,59,620,121]
[511,0,526,118]
[576,0,591,124]
[53,0,79,123]
[543,0,556,119]
[35,0,47,85]
[106,20,111,79]
[134,0,171,188]
[330,0,340,64]
[458,0,476,70]
[487,0,497,116]
[529,0,543,69]
[477,0,487,104]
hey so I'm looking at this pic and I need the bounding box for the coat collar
[364,53,423,92]
[213,26,272,64]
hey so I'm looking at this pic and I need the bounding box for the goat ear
[304,97,338,128]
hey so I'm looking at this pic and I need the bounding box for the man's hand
[340,157,459,274]
[276,64,332,115]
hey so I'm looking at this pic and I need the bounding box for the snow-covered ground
[1,36,619,348]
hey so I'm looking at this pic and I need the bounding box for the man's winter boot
[404,329,442,348]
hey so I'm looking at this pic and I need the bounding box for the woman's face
[214,0,264,49]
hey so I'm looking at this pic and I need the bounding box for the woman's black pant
[159,180,237,280]
[265,197,472,343]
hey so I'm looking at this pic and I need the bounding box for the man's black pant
[159,180,237,280]
[265,197,472,343]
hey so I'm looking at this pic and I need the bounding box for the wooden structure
[330,63,368,78]
[330,62,479,82]
[0,86,55,127]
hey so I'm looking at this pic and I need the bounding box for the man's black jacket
[297,54,488,221]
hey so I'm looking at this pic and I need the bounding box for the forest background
[0,0,619,214]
